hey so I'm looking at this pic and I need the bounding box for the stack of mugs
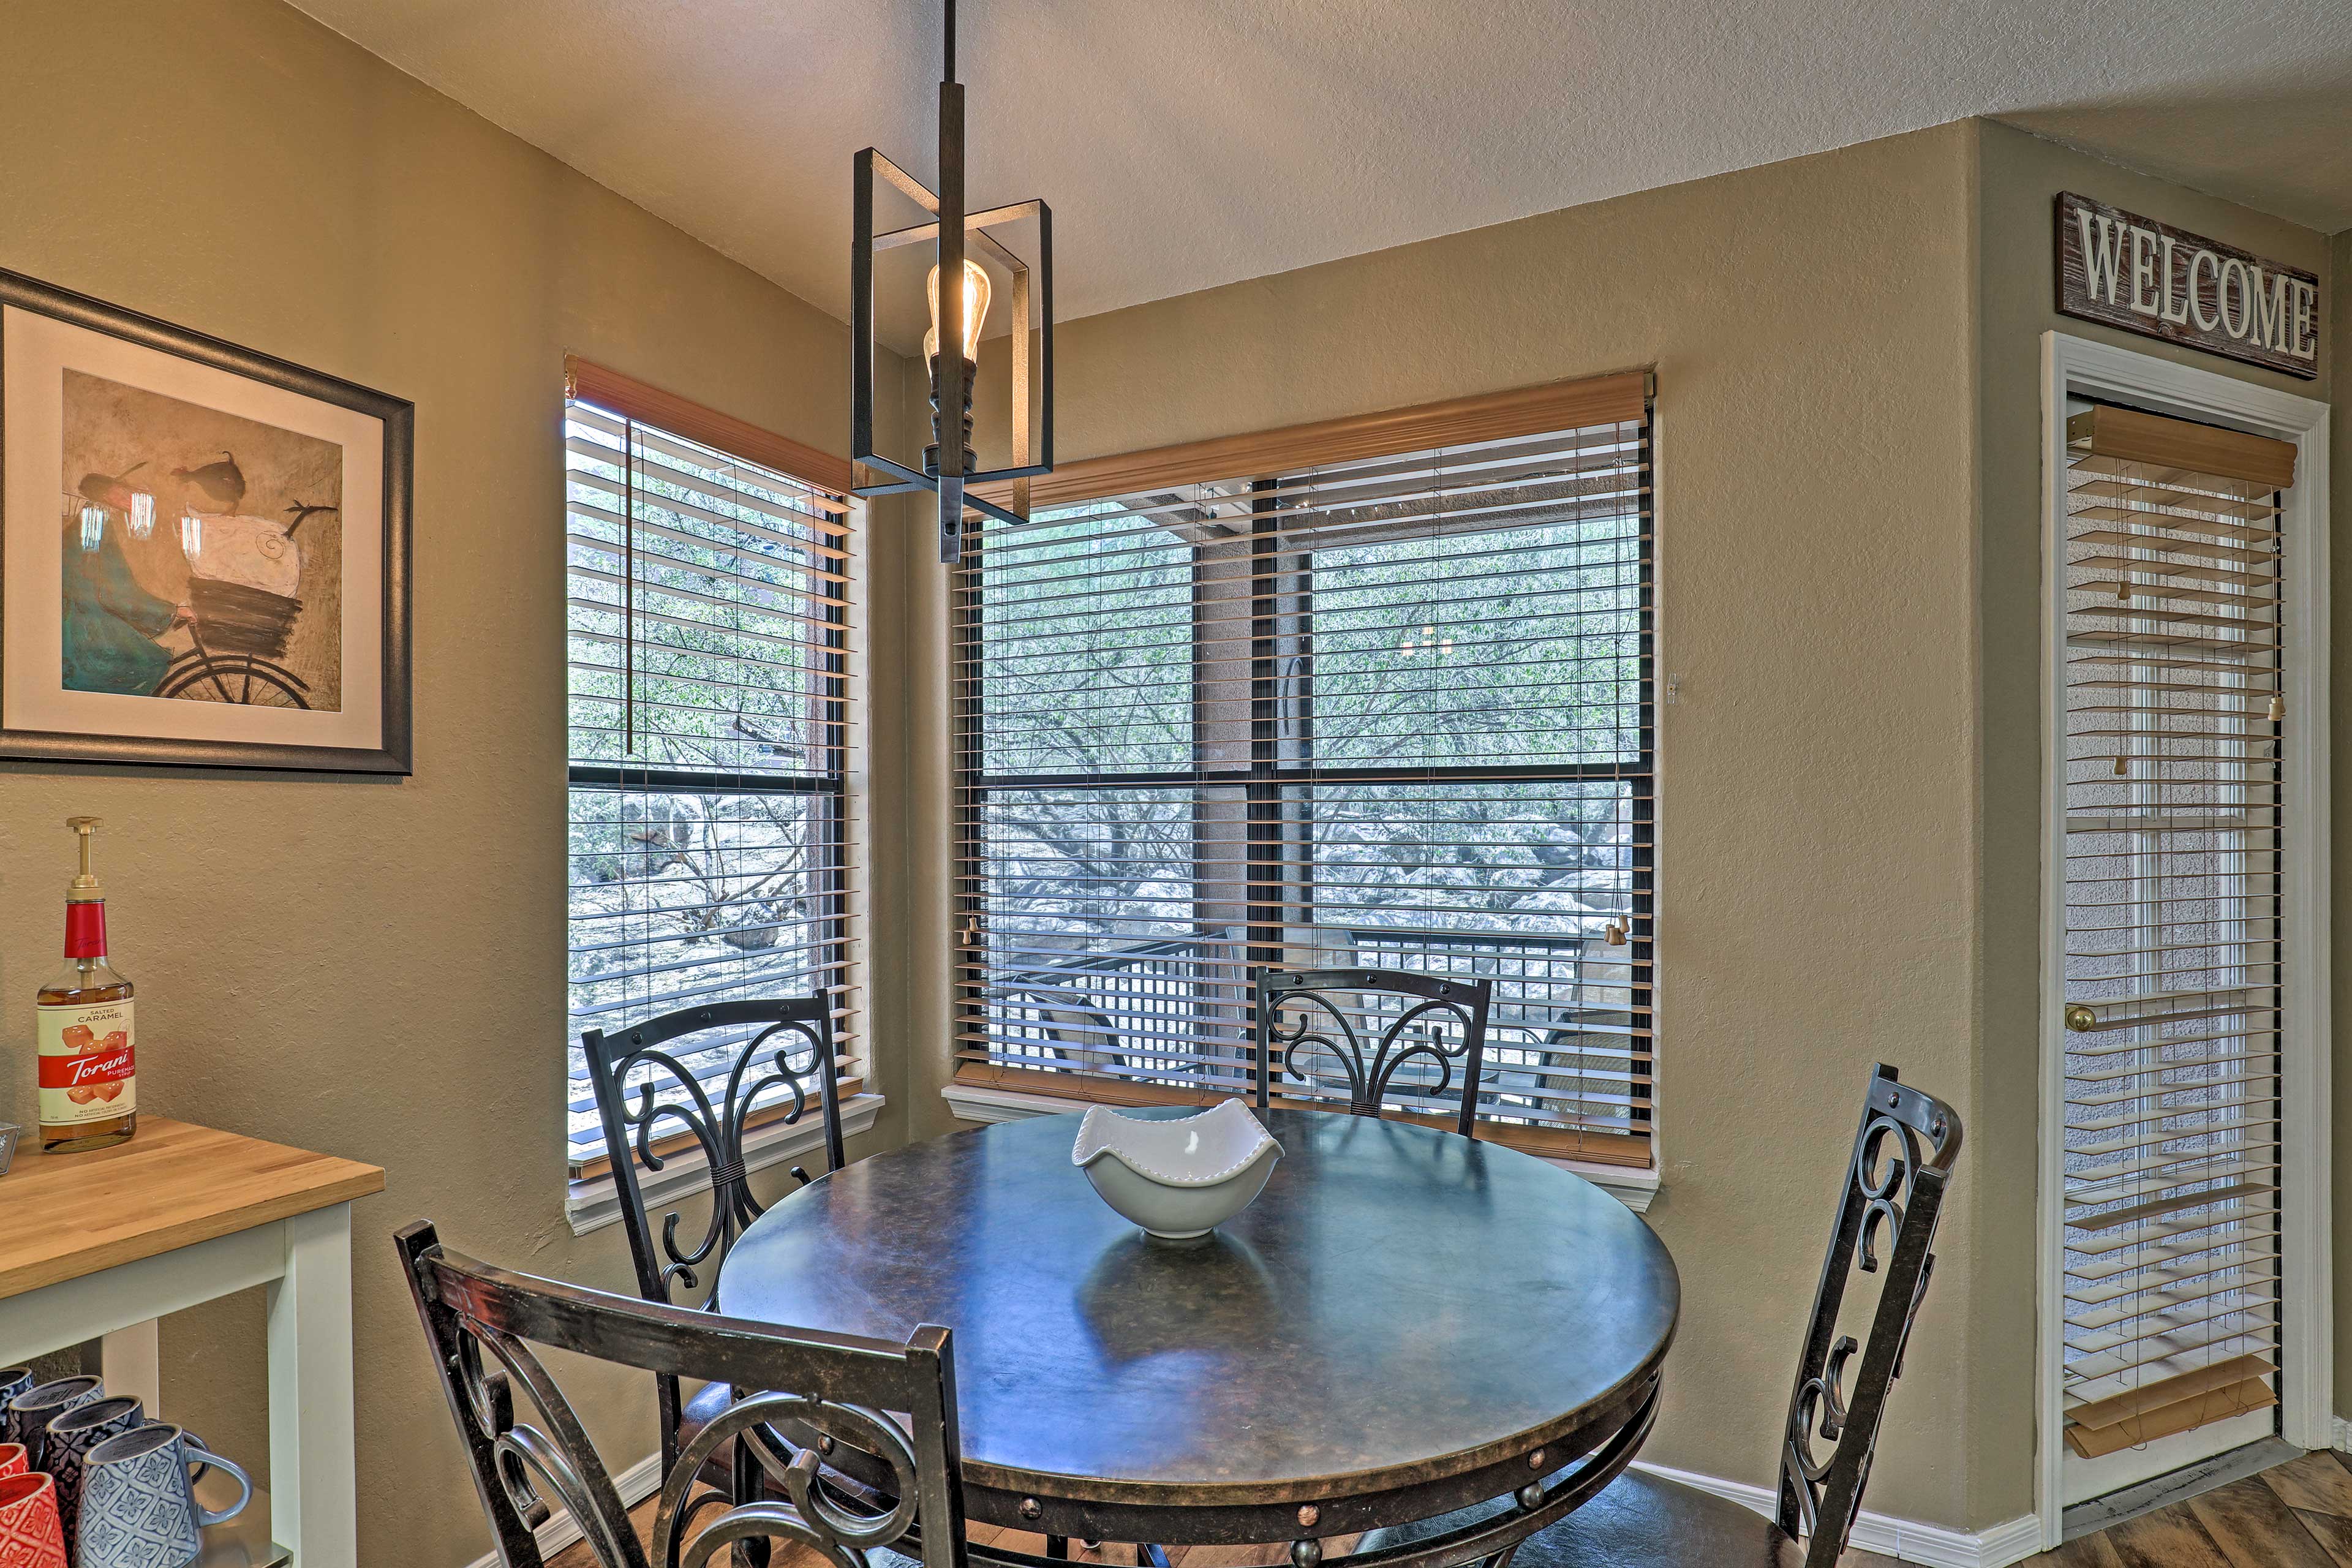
[0,1370,248,1568]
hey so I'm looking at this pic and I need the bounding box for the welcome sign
[2057,192,2321,379]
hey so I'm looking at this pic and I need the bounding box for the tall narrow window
[952,375,1654,1168]
[563,365,857,1172]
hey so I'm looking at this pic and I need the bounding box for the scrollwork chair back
[1776,1063,1963,1566]
[581,995,846,1470]
[1252,968,1493,1137]
[398,1221,967,1568]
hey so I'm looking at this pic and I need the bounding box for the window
[564,363,857,1172]
[952,376,1654,1166]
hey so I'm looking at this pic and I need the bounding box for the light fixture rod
[935,0,967,563]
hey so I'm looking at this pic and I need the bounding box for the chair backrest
[1253,967,1493,1137]
[581,995,846,1469]
[397,1220,968,1568]
[1776,1064,1964,1567]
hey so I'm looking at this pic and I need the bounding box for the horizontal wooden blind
[954,380,1654,1166]
[2059,404,2294,1459]
[564,395,858,1169]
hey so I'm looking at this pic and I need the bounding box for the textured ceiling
[288,0,2352,334]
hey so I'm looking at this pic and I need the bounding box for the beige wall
[2335,225,2352,1439]
[0,3,915,1566]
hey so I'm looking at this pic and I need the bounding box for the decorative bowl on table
[1072,1099,1283,1240]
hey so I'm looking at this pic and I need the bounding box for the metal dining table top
[718,1106,1679,1541]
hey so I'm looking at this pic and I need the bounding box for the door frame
[2037,330,2332,1548]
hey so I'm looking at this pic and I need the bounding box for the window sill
[566,1091,887,1237]
[937,1083,1660,1214]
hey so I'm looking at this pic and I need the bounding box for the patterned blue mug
[43,1396,143,1548]
[78,1425,248,1568]
[5,1379,102,1469]
[0,1369,32,1471]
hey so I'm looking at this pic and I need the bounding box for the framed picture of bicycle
[0,269,412,771]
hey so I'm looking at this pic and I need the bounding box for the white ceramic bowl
[1071,1100,1284,1240]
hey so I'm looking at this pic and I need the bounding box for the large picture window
[953,380,1654,1166]
[563,375,856,1172]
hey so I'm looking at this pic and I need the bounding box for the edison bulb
[923,258,992,364]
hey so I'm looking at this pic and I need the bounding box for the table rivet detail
[1518,1482,1544,1510]
[1019,1499,1042,1521]
[1528,1449,1546,1469]
[1292,1540,1322,1568]
[1297,1506,1319,1529]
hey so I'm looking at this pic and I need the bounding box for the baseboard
[1630,1461,2043,1568]
[459,1450,663,1568]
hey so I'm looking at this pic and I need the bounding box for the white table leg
[267,1204,356,1568]
[99,1319,161,1417]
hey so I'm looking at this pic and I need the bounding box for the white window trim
[565,1091,886,1237]
[938,1082,1659,1213]
[2035,330,2331,1551]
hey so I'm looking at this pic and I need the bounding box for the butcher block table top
[0,1118,383,1298]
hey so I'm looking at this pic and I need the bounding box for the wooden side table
[0,1118,382,1568]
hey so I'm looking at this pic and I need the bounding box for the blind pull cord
[624,416,638,756]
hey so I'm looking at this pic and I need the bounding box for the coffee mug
[80,1426,247,1568]
[5,1379,101,1469]
[0,1471,66,1568]
[0,1446,23,1481]
[43,1397,142,1547]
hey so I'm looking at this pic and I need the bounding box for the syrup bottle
[37,817,136,1153]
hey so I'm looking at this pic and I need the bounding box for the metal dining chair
[1362,1063,1962,1568]
[579,995,847,1478]
[396,1220,967,1568]
[1253,968,1493,1136]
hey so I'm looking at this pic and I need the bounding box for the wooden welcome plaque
[2056,192,2321,380]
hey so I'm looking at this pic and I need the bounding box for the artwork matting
[0,269,412,772]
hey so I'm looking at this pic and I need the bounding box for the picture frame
[0,268,412,772]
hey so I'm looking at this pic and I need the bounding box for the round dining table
[718,1107,1679,1566]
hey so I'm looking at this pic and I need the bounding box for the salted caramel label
[37,1000,135,1124]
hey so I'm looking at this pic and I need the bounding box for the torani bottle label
[37,999,135,1125]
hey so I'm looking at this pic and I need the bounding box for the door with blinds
[952,380,1654,1167]
[2054,401,2300,1499]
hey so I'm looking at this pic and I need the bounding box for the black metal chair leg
[1045,1536,1069,1561]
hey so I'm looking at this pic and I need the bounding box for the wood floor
[549,1449,2352,1568]
[2022,1449,2352,1567]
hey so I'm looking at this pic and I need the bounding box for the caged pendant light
[848,0,1054,565]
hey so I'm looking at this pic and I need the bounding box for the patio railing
[981,923,1643,1136]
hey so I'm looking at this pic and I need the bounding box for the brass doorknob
[2064,1004,2098,1032]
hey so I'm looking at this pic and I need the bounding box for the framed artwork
[0,270,412,772]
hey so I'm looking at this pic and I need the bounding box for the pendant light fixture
[849,0,1054,564]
